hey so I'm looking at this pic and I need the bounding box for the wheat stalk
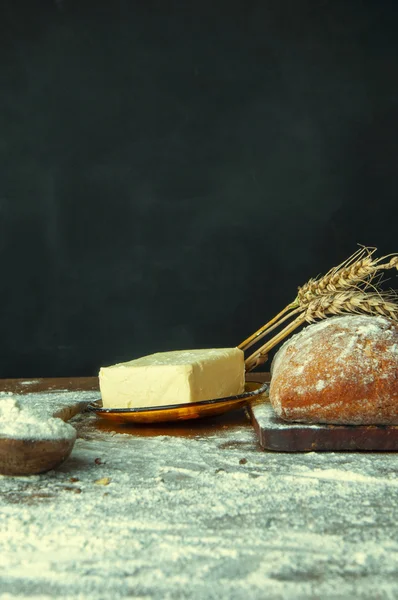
[244,314,306,371]
[239,247,398,356]
[305,290,398,322]
[244,289,398,371]
[298,248,398,304]
[297,247,374,303]
[241,247,398,371]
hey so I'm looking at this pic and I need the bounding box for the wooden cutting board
[248,402,398,452]
[246,373,398,452]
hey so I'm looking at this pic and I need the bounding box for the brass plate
[87,380,269,424]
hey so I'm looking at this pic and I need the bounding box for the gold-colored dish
[87,380,269,424]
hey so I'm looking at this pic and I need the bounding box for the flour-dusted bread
[269,315,398,425]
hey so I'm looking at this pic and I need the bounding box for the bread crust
[269,315,398,425]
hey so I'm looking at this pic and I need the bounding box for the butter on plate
[99,348,245,409]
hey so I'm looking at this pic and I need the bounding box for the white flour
[0,396,76,441]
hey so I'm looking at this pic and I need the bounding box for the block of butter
[99,348,245,409]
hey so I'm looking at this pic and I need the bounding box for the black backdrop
[1,0,398,377]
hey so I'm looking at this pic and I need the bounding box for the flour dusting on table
[1,390,398,599]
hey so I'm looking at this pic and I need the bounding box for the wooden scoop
[0,435,77,476]
[0,397,91,476]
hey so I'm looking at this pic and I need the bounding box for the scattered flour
[1,394,398,599]
[302,468,386,484]
[337,334,358,362]
[0,397,76,441]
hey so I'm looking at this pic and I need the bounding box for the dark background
[1,0,398,377]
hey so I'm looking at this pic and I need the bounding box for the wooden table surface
[0,377,99,394]
[1,377,398,599]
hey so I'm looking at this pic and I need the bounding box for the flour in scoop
[0,397,76,441]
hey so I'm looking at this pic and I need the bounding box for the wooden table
[0,377,99,394]
[1,378,398,599]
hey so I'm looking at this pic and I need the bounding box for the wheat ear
[305,290,398,322]
[244,289,398,371]
[298,248,398,303]
[239,247,398,354]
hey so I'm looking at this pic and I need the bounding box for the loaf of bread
[269,315,398,425]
